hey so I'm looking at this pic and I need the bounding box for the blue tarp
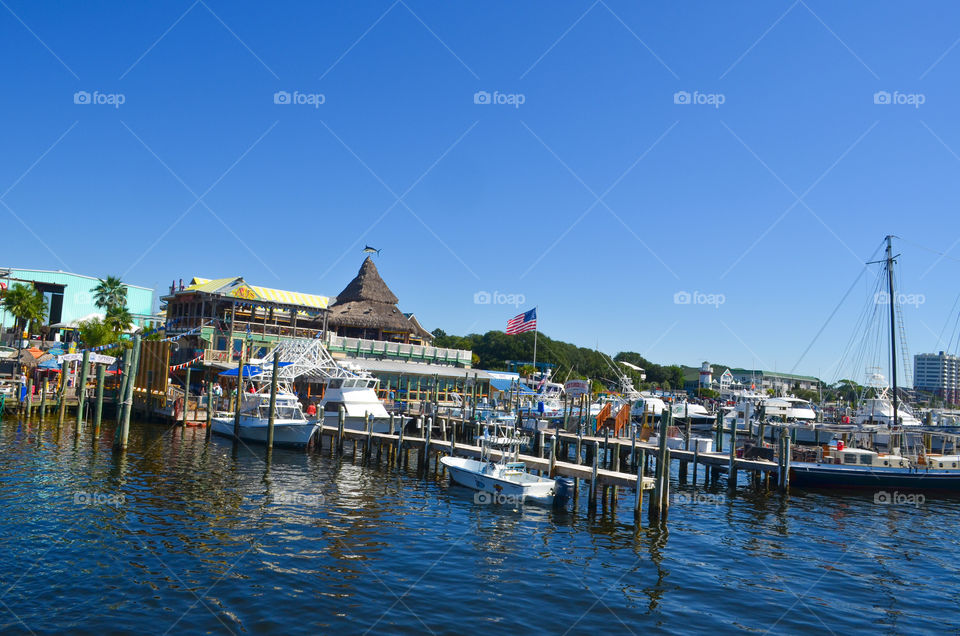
[219,365,264,378]
[488,378,516,392]
[38,359,61,370]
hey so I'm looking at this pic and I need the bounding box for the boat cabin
[328,377,380,391]
[823,446,910,468]
[927,455,960,469]
[240,394,305,420]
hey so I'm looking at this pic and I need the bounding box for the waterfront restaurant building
[162,259,485,407]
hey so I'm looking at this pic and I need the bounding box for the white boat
[669,401,715,428]
[319,376,392,433]
[211,390,318,447]
[440,428,569,506]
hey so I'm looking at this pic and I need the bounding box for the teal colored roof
[729,368,820,382]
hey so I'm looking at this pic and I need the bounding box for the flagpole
[532,306,538,376]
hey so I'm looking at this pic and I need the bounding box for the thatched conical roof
[327,258,415,333]
[335,258,398,305]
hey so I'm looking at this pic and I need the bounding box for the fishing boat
[669,401,715,430]
[318,375,392,433]
[211,389,318,447]
[440,427,570,506]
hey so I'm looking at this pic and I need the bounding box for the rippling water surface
[1,416,958,635]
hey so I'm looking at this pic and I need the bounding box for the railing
[325,335,472,365]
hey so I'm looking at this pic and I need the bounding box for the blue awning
[219,365,263,378]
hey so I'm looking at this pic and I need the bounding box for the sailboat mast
[885,235,899,427]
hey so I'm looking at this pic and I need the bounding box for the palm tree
[76,317,117,348]
[104,305,133,334]
[2,283,48,338]
[93,276,127,312]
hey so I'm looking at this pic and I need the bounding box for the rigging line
[948,309,960,355]
[937,290,960,351]
[833,265,885,384]
[896,236,960,264]
[792,244,883,375]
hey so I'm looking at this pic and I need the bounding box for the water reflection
[2,416,960,633]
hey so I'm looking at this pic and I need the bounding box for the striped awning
[248,284,329,309]
[187,277,330,310]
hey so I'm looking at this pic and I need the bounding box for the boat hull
[322,413,394,434]
[440,456,556,505]
[789,462,960,490]
[210,416,319,447]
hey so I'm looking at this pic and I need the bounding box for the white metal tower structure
[259,338,361,382]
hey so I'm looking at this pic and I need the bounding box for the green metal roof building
[0,268,154,333]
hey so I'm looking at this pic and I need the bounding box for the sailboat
[790,236,960,489]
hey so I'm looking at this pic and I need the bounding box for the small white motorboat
[440,428,571,507]
[211,390,318,447]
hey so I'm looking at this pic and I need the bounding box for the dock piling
[183,365,192,429]
[117,336,141,449]
[94,365,105,435]
[266,351,279,451]
[57,360,69,427]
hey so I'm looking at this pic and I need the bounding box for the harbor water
[1,417,959,634]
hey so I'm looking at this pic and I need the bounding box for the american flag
[506,308,537,335]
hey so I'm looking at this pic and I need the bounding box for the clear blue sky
[3,1,960,384]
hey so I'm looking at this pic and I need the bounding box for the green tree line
[431,329,686,390]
